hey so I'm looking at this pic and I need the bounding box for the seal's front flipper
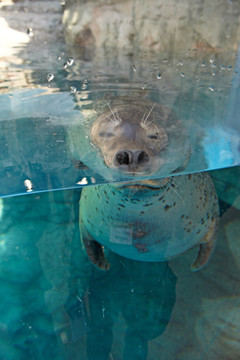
[80,217,110,271]
[83,238,110,271]
[191,217,218,271]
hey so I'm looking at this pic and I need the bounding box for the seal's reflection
[85,253,176,360]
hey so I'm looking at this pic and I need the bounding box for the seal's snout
[114,150,149,168]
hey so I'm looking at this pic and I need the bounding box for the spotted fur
[80,173,219,271]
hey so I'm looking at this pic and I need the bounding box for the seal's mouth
[119,178,171,190]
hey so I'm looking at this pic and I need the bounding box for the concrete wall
[62,0,240,54]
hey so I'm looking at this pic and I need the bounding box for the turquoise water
[0,167,240,360]
[0,42,240,359]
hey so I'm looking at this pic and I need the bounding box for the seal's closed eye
[99,131,114,138]
[148,134,158,139]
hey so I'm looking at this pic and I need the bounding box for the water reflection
[82,256,176,360]
[0,43,240,197]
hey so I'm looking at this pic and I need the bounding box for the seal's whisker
[104,114,118,124]
[142,103,156,126]
[171,177,184,193]
[145,117,156,127]
[169,178,185,204]
[105,101,120,124]
[171,186,185,204]
[141,111,147,124]
[114,108,122,124]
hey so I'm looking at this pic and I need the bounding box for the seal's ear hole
[98,131,114,138]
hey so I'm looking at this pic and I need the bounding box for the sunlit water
[0,41,240,360]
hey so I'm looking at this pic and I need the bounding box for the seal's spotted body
[78,99,219,271]
[80,173,219,271]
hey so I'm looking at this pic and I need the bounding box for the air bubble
[67,57,74,66]
[227,65,233,71]
[141,83,147,89]
[81,83,87,90]
[157,72,162,79]
[47,73,54,82]
[63,63,68,69]
[76,177,88,185]
[220,64,226,71]
[60,0,66,5]
[209,58,214,64]
[24,179,33,192]
[209,85,214,92]
[70,86,76,93]
[201,61,206,67]
[132,65,137,72]
[180,72,185,78]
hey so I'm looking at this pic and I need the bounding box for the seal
[79,99,219,271]
[89,98,191,178]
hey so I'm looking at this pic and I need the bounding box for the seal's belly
[80,172,219,262]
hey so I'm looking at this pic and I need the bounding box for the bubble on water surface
[24,179,33,192]
[77,178,88,185]
[132,65,137,72]
[70,86,76,94]
[67,57,74,66]
[209,85,214,92]
[180,72,185,78]
[157,72,162,79]
[47,73,54,82]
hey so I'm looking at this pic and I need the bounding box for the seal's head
[90,100,190,176]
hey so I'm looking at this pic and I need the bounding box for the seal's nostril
[137,151,149,164]
[115,150,148,167]
[115,151,131,165]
